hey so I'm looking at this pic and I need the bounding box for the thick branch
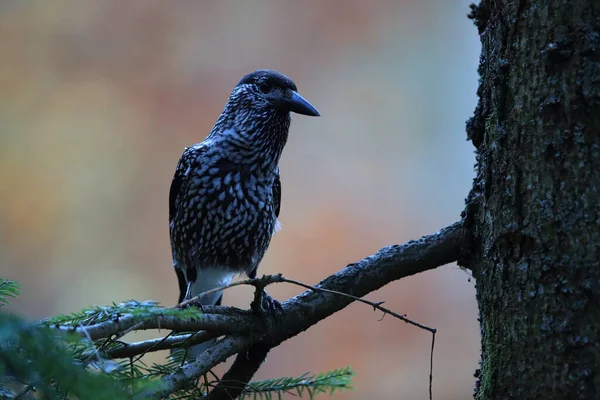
[270,222,464,345]
[144,222,466,398]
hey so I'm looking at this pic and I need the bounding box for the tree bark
[463,0,600,398]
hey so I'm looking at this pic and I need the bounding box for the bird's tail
[171,268,234,361]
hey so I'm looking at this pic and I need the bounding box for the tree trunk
[462,0,600,398]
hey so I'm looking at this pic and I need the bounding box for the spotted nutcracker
[169,70,319,357]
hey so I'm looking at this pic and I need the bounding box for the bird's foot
[178,281,206,312]
[251,290,283,316]
[179,298,205,312]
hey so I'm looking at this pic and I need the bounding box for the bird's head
[231,69,320,117]
[210,70,319,167]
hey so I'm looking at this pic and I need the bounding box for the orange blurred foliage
[0,2,480,398]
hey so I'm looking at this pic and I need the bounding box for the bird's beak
[275,91,320,117]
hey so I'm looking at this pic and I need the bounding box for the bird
[168,69,320,358]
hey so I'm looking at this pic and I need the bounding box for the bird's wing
[169,145,202,302]
[169,147,193,222]
[271,167,283,237]
[273,168,282,219]
[175,268,187,304]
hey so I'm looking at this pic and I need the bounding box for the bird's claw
[180,299,204,313]
[251,290,283,316]
[262,291,283,314]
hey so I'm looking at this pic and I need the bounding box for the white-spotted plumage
[168,70,318,358]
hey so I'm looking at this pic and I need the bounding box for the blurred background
[0,1,480,399]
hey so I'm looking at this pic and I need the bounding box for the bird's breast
[172,163,277,272]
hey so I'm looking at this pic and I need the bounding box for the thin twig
[14,384,35,399]
[113,321,144,341]
[132,331,175,363]
[177,281,252,308]
[279,277,437,399]
[204,342,271,400]
[135,334,258,399]
[429,330,436,400]
[205,368,223,391]
[104,332,214,360]
[79,323,104,365]
[279,277,436,333]
[177,275,284,309]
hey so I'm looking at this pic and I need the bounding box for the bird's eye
[257,81,270,93]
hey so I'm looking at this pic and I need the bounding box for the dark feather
[169,145,203,304]
[175,268,187,304]
[236,69,297,91]
[273,169,282,219]
[169,146,196,222]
